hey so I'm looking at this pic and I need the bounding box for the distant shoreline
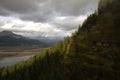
[0,46,46,59]
[0,52,41,59]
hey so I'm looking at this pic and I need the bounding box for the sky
[0,0,99,39]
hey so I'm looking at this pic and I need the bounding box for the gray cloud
[0,0,99,38]
[50,16,86,31]
[0,0,99,22]
[50,0,98,16]
[0,0,38,14]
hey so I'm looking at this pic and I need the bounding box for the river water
[0,55,33,68]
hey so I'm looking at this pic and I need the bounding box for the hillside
[0,31,46,47]
[0,0,120,80]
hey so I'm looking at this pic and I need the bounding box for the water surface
[0,55,33,68]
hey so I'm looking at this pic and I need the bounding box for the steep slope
[0,31,45,47]
[98,0,120,14]
[0,0,120,80]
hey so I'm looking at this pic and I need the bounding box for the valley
[0,46,46,68]
[0,46,45,59]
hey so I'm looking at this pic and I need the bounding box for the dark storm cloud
[21,0,99,22]
[50,0,99,16]
[0,7,14,16]
[0,0,39,14]
[0,0,99,22]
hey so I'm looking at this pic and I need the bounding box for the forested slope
[0,0,120,80]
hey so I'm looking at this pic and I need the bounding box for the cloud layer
[0,0,99,38]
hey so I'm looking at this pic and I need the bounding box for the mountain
[0,30,46,47]
[0,0,120,80]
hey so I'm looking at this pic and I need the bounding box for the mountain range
[0,30,46,47]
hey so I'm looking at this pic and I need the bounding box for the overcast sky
[0,0,99,39]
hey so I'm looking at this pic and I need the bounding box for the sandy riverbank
[0,46,46,59]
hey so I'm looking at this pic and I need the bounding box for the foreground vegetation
[0,0,120,80]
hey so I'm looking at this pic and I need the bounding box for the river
[0,55,34,68]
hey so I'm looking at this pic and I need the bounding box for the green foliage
[81,13,98,32]
[0,50,64,80]
[98,0,120,14]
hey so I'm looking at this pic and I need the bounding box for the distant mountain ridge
[0,30,46,47]
[0,31,24,39]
